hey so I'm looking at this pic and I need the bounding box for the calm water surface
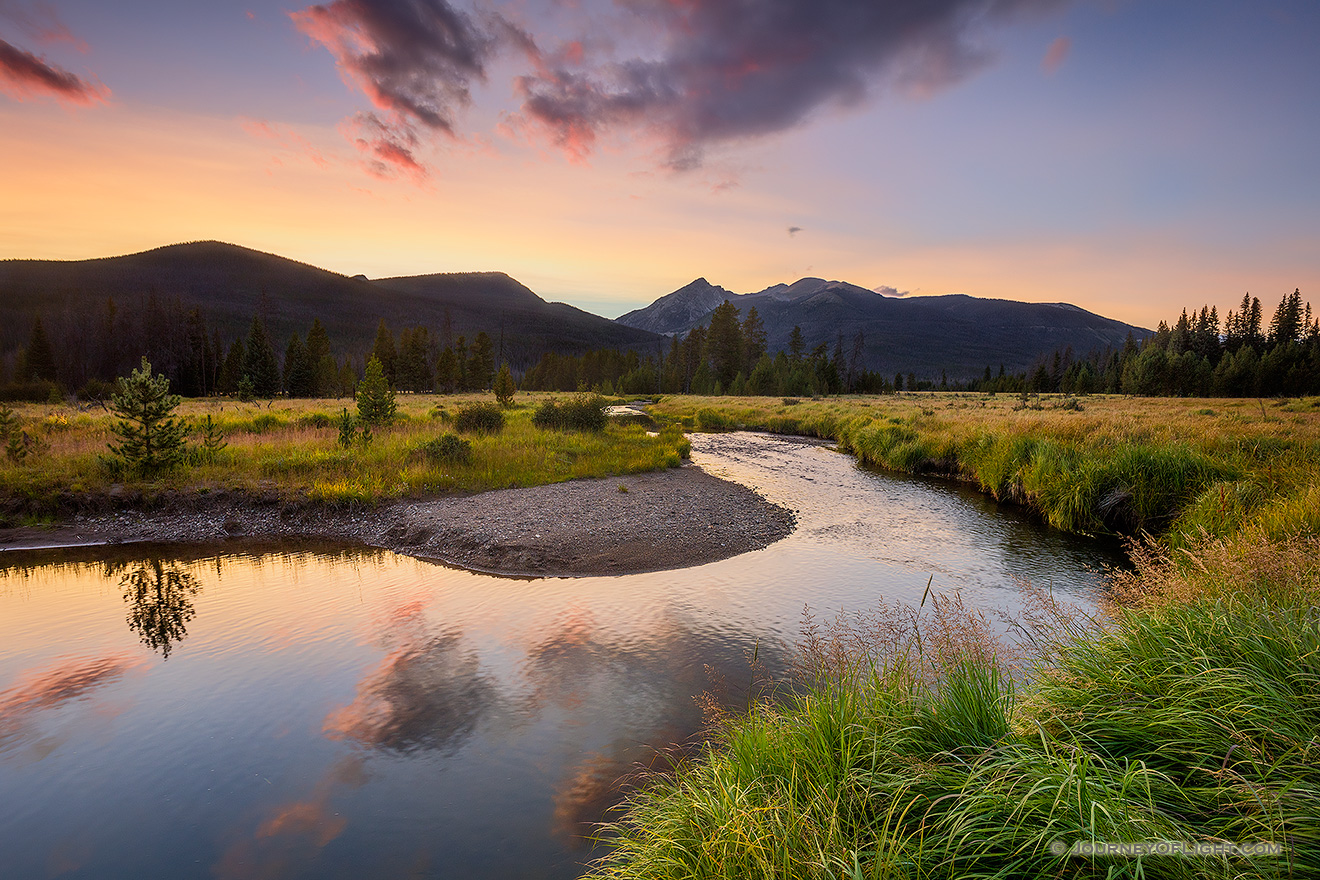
[0,433,1124,879]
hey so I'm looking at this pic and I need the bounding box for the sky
[1,0,1318,327]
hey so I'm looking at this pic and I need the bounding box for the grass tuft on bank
[590,536,1320,880]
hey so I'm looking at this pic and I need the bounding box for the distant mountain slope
[618,277,1149,378]
[0,241,658,363]
[616,277,734,334]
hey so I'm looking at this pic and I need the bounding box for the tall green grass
[591,566,1319,879]
[652,394,1315,542]
[582,394,1320,878]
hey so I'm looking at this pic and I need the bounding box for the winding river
[0,433,1124,879]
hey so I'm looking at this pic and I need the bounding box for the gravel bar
[0,464,796,577]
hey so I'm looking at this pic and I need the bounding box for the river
[0,433,1124,879]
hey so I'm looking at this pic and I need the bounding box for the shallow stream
[0,432,1124,879]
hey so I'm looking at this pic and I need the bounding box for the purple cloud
[517,0,1068,167]
[290,0,1067,177]
[0,37,106,104]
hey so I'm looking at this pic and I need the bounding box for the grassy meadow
[4,387,1319,876]
[591,392,1320,880]
[651,392,1320,544]
[0,392,689,520]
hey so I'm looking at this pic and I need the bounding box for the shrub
[695,407,733,431]
[0,380,59,402]
[533,394,607,431]
[531,399,560,430]
[77,378,116,403]
[415,433,472,465]
[453,402,505,434]
[297,412,334,429]
[492,363,516,407]
[247,413,283,433]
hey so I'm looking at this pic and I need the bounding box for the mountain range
[618,277,1150,378]
[1,242,1149,379]
[0,241,659,367]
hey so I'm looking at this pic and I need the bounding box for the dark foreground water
[0,433,1124,879]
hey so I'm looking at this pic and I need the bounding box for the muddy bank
[0,464,795,577]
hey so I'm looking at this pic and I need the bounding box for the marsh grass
[652,394,1319,542]
[591,571,1318,880]
[0,393,690,516]
[579,393,1320,879]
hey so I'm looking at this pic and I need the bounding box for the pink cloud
[0,38,108,104]
[290,0,506,181]
[240,117,330,169]
[341,111,428,181]
[0,0,87,50]
[1042,35,1071,75]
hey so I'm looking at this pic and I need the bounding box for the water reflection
[0,434,1126,879]
[0,654,143,757]
[213,756,368,880]
[113,559,203,659]
[324,621,498,755]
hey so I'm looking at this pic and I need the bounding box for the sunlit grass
[590,538,1320,880]
[652,393,1320,542]
[588,392,1320,880]
[0,392,690,516]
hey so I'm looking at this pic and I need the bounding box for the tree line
[5,288,1314,402]
[523,301,891,396]
[0,294,514,401]
[980,289,1320,398]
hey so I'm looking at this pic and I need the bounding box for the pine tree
[371,319,397,385]
[219,339,245,395]
[306,319,337,397]
[356,356,396,426]
[1268,288,1304,348]
[242,317,280,397]
[469,332,495,389]
[492,363,516,407]
[196,414,227,462]
[436,347,459,393]
[108,357,189,475]
[1246,295,1264,350]
[396,326,433,392]
[282,334,313,397]
[705,300,743,388]
[180,309,212,397]
[454,336,469,390]
[24,316,58,383]
[741,307,767,372]
[788,325,805,363]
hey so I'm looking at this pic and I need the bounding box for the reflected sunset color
[0,435,1124,878]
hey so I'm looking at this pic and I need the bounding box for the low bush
[414,433,472,465]
[533,394,607,431]
[297,412,334,429]
[453,402,505,434]
[694,407,733,432]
